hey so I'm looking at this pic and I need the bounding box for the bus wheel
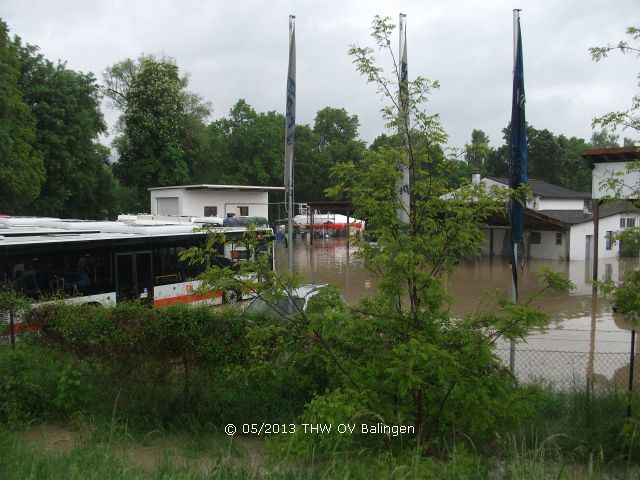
[225,290,238,304]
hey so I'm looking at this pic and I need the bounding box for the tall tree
[13,41,113,218]
[527,126,563,183]
[106,56,210,212]
[590,128,620,148]
[308,107,365,201]
[327,15,541,446]
[465,129,490,172]
[290,124,319,202]
[113,59,190,211]
[205,99,284,186]
[484,123,591,192]
[0,21,44,213]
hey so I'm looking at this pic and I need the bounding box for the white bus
[0,216,274,315]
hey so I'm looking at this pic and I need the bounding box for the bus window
[116,252,152,301]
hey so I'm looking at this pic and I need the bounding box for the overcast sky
[2,0,638,150]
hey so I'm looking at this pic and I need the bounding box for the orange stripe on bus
[153,291,223,308]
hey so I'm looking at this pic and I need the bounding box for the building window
[203,206,217,217]
[555,232,562,245]
[530,232,541,244]
[606,231,613,250]
[238,206,249,217]
[620,217,636,228]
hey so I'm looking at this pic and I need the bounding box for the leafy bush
[0,343,73,424]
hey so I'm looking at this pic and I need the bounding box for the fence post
[628,329,636,418]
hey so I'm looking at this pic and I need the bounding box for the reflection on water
[275,237,640,388]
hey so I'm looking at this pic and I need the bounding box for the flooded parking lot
[274,237,640,388]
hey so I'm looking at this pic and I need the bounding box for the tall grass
[520,384,636,462]
[2,427,639,480]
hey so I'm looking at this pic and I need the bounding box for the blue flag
[508,16,527,244]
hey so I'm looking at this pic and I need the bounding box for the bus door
[115,252,153,302]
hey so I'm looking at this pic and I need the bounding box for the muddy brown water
[275,237,640,388]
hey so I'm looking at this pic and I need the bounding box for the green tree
[590,127,620,148]
[290,123,319,202]
[557,134,591,192]
[318,16,570,448]
[527,126,562,183]
[113,59,190,210]
[106,56,210,212]
[484,144,508,177]
[485,123,591,192]
[205,99,284,186]
[0,20,44,213]
[369,132,399,152]
[292,115,365,203]
[13,41,114,218]
[465,129,490,172]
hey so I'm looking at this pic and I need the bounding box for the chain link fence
[496,347,637,391]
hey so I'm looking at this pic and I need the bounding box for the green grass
[1,424,640,480]
[2,341,640,478]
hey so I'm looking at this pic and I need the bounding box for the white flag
[398,13,410,223]
[284,16,296,190]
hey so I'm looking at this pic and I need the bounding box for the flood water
[274,237,640,388]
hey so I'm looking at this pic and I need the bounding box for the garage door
[156,197,179,215]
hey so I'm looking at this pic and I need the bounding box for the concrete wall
[150,189,270,219]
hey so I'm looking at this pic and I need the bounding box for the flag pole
[509,9,526,373]
[285,15,296,271]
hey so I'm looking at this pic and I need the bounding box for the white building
[588,147,640,200]
[148,184,285,220]
[476,175,638,261]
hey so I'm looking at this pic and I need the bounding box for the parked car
[244,284,343,317]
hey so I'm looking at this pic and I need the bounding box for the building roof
[582,146,640,166]
[538,210,592,225]
[148,184,285,192]
[486,209,571,231]
[486,177,590,199]
[539,201,639,226]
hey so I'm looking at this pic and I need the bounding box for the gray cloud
[2,0,638,149]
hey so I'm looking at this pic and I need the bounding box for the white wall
[592,161,640,199]
[182,190,269,218]
[569,215,623,260]
[527,230,567,260]
[150,189,271,219]
[482,215,629,261]
[534,198,585,211]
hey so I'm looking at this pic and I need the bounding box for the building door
[115,252,153,301]
[585,235,593,261]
